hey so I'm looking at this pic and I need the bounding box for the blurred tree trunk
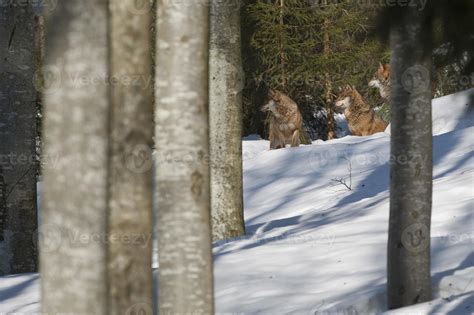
[155,0,214,314]
[209,0,246,241]
[41,1,109,313]
[0,2,38,275]
[387,7,433,309]
[108,0,153,313]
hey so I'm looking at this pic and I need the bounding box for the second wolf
[335,85,388,136]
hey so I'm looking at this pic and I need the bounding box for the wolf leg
[291,130,300,147]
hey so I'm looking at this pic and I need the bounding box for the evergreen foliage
[241,0,388,140]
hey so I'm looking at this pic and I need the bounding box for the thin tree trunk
[324,73,336,140]
[41,1,110,313]
[387,7,433,309]
[209,0,246,241]
[108,1,153,313]
[279,0,286,88]
[321,5,336,140]
[155,0,214,313]
[0,2,38,276]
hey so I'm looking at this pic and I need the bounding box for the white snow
[1,89,473,314]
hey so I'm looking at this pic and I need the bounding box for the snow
[1,89,473,314]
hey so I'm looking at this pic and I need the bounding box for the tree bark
[0,2,38,275]
[108,1,153,313]
[279,0,286,88]
[321,3,336,140]
[209,0,246,241]
[155,0,214,314]
[387,8,433,309]
[41,1,109,313]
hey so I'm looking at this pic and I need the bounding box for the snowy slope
[0,89,473,314]
[216,89,474,314]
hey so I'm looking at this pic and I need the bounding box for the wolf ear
[378,62,384,71]
[268,89,276,99]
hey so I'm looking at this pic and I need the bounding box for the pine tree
[242,0,386,140]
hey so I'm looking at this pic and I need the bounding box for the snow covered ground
[1,89,473,314]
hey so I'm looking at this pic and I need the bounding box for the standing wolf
[334,85,388,136]
[369,63,391,100]
[261,89,302,150]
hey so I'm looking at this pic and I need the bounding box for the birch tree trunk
[0,2,38,275]
[41,1,110,313]
[155,0,214,313]
[387,8,433,309]
[108,1,153,313]
[209,0,246,241]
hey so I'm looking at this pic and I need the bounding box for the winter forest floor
[0,89,473,314]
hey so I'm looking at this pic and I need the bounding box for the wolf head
[261,89,283,117]
[369,63,391,99]
[334,85,355,114]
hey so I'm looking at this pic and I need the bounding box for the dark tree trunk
[0,2,38,275]
[387,7,433,309]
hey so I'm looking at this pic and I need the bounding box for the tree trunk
[0,2,38,276]
[108,1,153,313]
[324,73,336,140]
[209,0,246,241]
[155,0,214,314]
[321,9,336,140]
[387,8,433,309]
[41,1,110,313]
[279,0,286,88]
